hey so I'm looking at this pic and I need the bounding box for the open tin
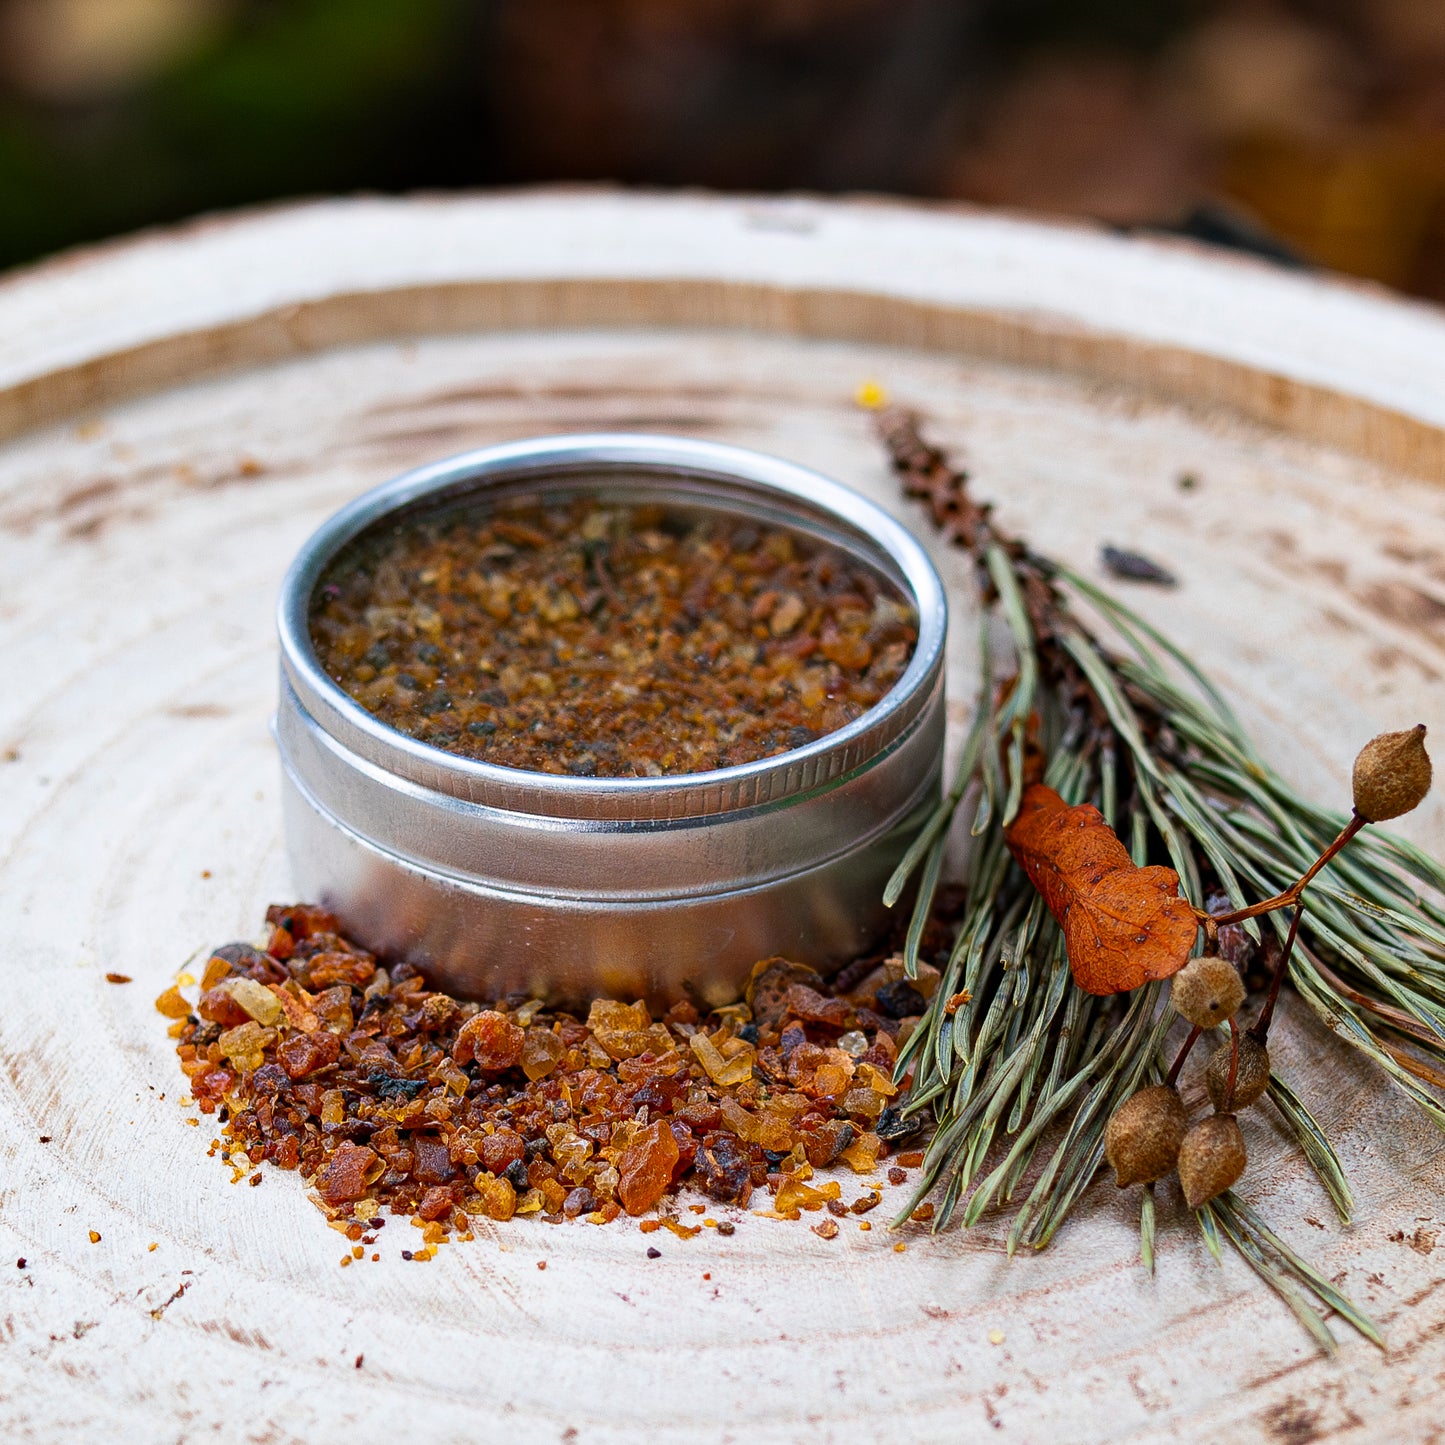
[275,434,946,1007]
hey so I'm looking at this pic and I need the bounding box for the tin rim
[277,434,946,823]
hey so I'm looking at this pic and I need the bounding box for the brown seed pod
[1352,724,1432,823]
[1177,1113,1247,1209]
[1170,955,1246,1029]
[1205,1034,1271,1112]
[1104,1084,1187,1187]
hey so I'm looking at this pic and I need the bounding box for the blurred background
[1,0,1443,299]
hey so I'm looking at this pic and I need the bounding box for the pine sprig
[877,408,1442,1350]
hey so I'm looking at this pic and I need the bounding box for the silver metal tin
[275,434,946,1007]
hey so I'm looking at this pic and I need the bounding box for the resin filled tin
[275,434,947,1007]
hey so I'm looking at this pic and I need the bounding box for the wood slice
[1,191,1442,1443]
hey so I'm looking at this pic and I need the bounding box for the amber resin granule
[309,497,916,777]
[164,904,944,1244]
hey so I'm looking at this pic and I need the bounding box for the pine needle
[1140,1185,1156,1275]
[876,408,1440,1351]
[1203,1194,1385,1353]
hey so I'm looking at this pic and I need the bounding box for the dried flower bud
[1105,1084,1187,1187]
[1177,1113,1247,1209]
[1205,1034,1271,1112]
[1170,955,1246,1030]
[1352,724,1432,823]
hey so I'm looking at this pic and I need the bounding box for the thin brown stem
[1296,811,1368,890]
[1206,895,1291,927]
[1380,1040,1445,1091]
[1167,1024,1203,1087]
[1211,814,1367,927]
[1251,902,1304,1044]
[1310,953,1445,1048]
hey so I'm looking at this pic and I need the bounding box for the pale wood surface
[0,192,1443,1444]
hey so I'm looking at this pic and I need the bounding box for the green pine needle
[876,408,1440,1352]
[1140,1185,1156,1275]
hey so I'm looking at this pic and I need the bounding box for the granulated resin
[309,497,917,776]
[162,904,950,1251]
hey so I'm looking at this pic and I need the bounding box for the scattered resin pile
[308,497,917,776]
[159,905,944,1259]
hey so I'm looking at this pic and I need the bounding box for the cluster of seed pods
[1105,725,1432,1212]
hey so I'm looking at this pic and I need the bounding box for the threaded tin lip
[277,433,946,823]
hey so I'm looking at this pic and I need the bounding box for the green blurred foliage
[0,0,483,268]
[1,0,1437,296]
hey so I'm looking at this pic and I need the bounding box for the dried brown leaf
[1004,783,1197,995]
